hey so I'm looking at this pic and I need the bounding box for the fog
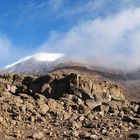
[38,8,140,71]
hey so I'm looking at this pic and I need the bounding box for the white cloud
[39,8,140,71]
[0,36,35,68]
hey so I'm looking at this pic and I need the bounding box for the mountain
[0,53,65,74]
[1,52,140,101]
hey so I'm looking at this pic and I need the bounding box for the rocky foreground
[0,70,140,140]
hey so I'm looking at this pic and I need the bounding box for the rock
[19,93,31,100]
[35,93,46,100]
[129,131,140,138]
[5,84,11,92]
[133,104,140,113]
[123,116,140,125]
[20,105,26,113]
[63,112,71,120]
[85,99,101,110]
[38,104,49,115]
[79,131,91,139]
[36,98,49,115]
[82,119,94,128]
[72,130,79,137]
[13,96,23,104]
[90,134,98,139]
[101,127,107,135]
[108,100,123,112]
[41,83,51,93]
[26,102,35,113]
[0,72,139,140]
[72,121,82,129]
[0,91,11,97]
[13,130,22,138]
[47,98,64,113]
[10,85,17,93]
[32,132,44,140]
[109,85,125,101]
[101,92,111,103]
[0,116,3,124]
[101,104,109,113]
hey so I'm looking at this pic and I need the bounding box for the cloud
[3,0,140,26]
[0,36,35,68]
[4,0,138,29]
[17,0,140,22]
[1,0,140,71]
[38,7,140,71]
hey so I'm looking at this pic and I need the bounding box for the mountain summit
[2,53,64,74]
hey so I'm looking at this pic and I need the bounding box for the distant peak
[5,53,64,69]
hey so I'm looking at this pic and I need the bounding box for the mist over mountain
[1,53,65,74]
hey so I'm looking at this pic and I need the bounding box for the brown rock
[13,96,23,104]
[38,104,49,115]
[109,85,125,101]
[47,98,64,112]
[85,99,101,110]
[0,91,11,97]
[10,85,17,93]
[26,102,35,113]
[129,130,140,138]
[32,132,44,140]
[0,116,3,124]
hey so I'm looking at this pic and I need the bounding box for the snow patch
[33,53,64,62]
[5,53,64,69]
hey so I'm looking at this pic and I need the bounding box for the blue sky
[1,0,140,70]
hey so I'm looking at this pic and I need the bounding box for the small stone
[123,116,139,125]
[101,127,107,135]
[20,105,26,113]
[29,116,35,122]
[86,99,101,110]
[13,96,23,104]
[13,130,21,138]
[32,132,44,140]
[101,104,109,114]
[0,117,3,124]
[38,104,49,115]
[101,92,111,103]
[79,131,90,139]
[79,116,85,121]
[129,130,140,138]
[72,121,81,129]
[5,84,11,92]
[10,86,17,93]
[72,131,79,137]
[63,112,71,120]
[1,91,11,97]
[47,98,64,113]
[133,104,139,112]
[26,103,35,113]
[90,134,98,139]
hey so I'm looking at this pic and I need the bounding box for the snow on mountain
[2,53,65,73]
[5,53,64,69]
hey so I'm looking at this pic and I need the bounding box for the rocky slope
[0,70,140,140]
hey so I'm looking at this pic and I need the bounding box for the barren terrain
[0,66,140,140]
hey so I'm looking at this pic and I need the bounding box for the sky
[1,0,140,70]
